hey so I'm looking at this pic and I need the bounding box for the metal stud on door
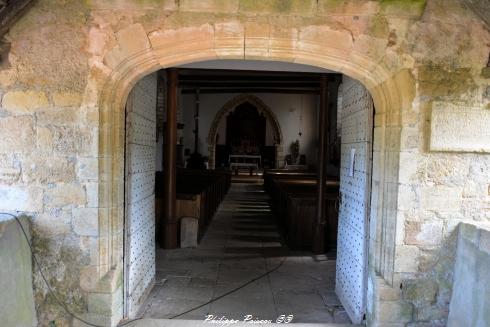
[124,73,158,318]
[335,77,373,324]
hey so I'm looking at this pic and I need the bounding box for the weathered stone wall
[0,3,97,325]
[0,0,488,326]
[385,1,490,325]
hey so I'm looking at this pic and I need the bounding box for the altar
[229,155,262,175]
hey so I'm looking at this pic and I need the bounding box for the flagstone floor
[138,183,350,324]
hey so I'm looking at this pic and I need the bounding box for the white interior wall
[265,118,275,146]
[181,93,319,165]
[216,116,226,145]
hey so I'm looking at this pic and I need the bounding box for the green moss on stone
[401,302,415,321]
[403,278,438,303]
[162,11,217,29]
[239,0,314,15]
[369,14,389,38]
[418,64,476,98]
[379,0,427,17]
[483,86,490,100]
[133,0,169,4]
[481,67,490,79]
[31,231,88,326]
[379,0,426,8]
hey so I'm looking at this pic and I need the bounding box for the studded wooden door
[335,76,373,324]
[124,73,157,317]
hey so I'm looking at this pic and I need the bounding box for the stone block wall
[0,0,488,326]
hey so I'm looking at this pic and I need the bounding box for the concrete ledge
[0,215,37,327]
[448,222,490,327]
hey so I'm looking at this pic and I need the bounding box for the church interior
[124,60,371,324]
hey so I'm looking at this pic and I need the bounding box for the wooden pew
[176,170,231,238]
[177,169,231,227]
[155,169,231,245]
[263,169,316,193]
[264,171,339,252]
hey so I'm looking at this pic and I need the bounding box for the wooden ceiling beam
[179,82,320,88]
[177,68,341,80]
[181,88,320,94]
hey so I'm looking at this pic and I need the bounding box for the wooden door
[335,76,373,324]
[124,73,157,317]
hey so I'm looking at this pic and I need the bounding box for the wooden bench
[263,169,316,193]
[264,170,339,251]
[176,170,231,238]
[155,169,231,245]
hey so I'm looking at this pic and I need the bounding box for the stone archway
[206,94,284,169]
[95,19,414,324]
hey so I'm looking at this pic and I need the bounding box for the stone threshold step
[125,319,359,327]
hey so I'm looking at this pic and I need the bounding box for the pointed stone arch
[207,94,284,169]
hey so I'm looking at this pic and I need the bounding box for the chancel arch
[207,94,284,170]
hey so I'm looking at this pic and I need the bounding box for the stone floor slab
[138,183,350,325]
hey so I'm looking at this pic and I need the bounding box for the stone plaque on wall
[430,102,490,153]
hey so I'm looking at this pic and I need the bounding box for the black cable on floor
[2,212,288,326]
[168,253,288,319]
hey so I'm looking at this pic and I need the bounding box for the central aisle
[139,183,349,324]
